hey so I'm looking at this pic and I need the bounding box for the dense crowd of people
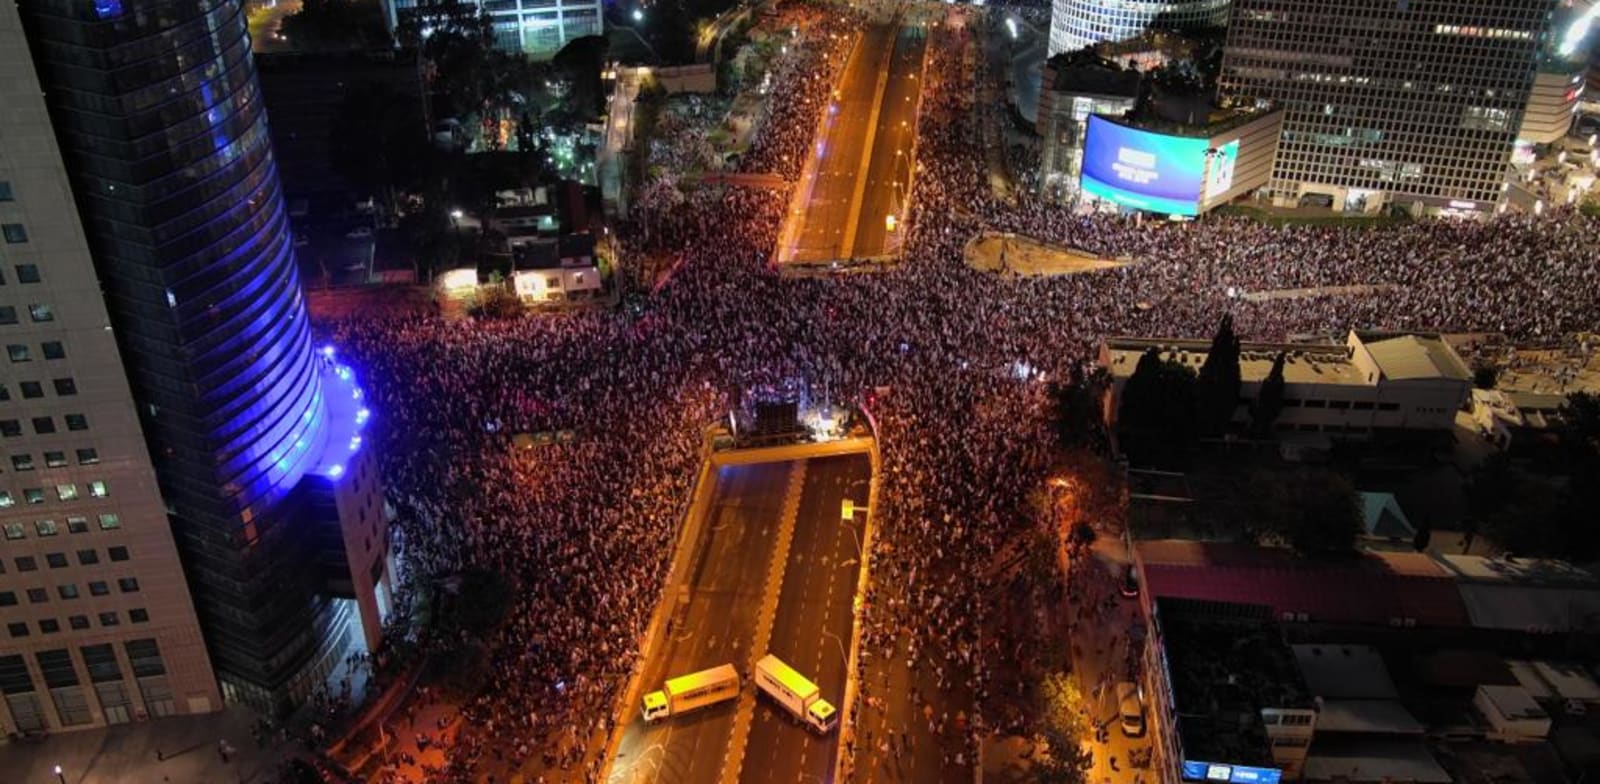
[326,4,1600,782]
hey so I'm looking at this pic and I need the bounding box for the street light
[54,765,65,784]
[632,7,643,21]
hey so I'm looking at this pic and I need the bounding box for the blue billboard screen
[1182,760,1283,784]
[1080,116,1209,216]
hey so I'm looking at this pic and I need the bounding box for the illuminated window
[66,516,88,534]
[88,481,108,498]
[97,514,120,530]
[45,451,67,468]
[56,484,79,501]
[34,519,57,536]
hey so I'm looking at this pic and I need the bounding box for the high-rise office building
[10,0,392,714]
[0,3,221,732]
[1048,0,1231,57]
[381,0,603,58]
[1219,0,1567,215]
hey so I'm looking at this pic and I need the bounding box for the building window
[88,581,108,597]
[0,384,8,400]
[56,484,79,501]
[52,378,75,396]
[65,516,88,534]
[39,619,60,634]
[76,549,97,565]
[41,342,64,360]
[65,414,87,431]
[16,556,37,571]
[2,224,27,243]
[0,306,15,325]
[97,612,118,627]
[97,514,119,530]
[0,181,12,200]
[88,482,106,498]
[26,588,47,603]
[57,584,78,600]
[7,623,28,638]
[117,577,139,593]
[0,591,15,606]
[3,521,23,539]
[20,381,43,399]
[44,451,67,468]
[33,519,56,537]
[31,417,53,434]
[76,448,98,465]
[29,304,53,323]
[16,265,40,283]
[0,420,20,437]
[24,488,45,504]
[129,609,149,624]
[45,552,67,568]
[68,615,88,630]
[108,546,128,561]
[12,454,35,471]
[8,345,30,362]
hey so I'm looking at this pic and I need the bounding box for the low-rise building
[1100,331,1474,440]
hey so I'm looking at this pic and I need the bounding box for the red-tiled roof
[1138,540,1470,628]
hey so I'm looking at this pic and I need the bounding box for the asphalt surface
[789,24,895,263]
[609,460,792,784]
[850,22,927,260]
[740,453,873,784]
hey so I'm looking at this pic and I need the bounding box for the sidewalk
[0,706,297,784]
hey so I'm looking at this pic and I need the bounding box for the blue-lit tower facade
[15,0,391,711]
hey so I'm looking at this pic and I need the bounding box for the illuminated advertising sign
[1080,115,1209,216]
[1204,139,1240,200]
[1182,760,1283,784]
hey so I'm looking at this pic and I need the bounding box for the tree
[1050,365,1107,450]
[1247,468,1361,556]
[1033,672,1092,784]
[1195,314,1242,437]
[330,82,434,212]
[1117,348,1197,466]
[279,0,390,51]
[1249,351,1287,438]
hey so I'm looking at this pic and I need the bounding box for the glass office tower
[15,0,392,711]
[1219,0,1561,214]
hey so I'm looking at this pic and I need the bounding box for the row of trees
[1117,315,1289,466]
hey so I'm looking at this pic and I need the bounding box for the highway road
[849,23,927,259]
[740,453,873,784]
[609,461,791,784]
[788,24,895,263]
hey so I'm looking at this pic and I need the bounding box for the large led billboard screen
[1080,116,1212,215]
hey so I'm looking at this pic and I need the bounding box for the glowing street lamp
[54,765,66,784]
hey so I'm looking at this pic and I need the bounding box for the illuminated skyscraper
[11,0,392,712]
[1048,0,1231,57]
[1219,0,1580,215]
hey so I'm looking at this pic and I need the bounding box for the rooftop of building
[1304,737,1452,783]
[1104,336,1365,385]
[1293,644,1400,700]
[1138,540,1471,628]
[1161,611,1312,768]
[1042,51,1143,98]
[1358,332,1473,382]
[1104,330,1475,386]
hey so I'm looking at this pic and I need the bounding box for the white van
[1118,681,1145,738]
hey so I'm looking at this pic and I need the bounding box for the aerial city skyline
[1,0,1599,782]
